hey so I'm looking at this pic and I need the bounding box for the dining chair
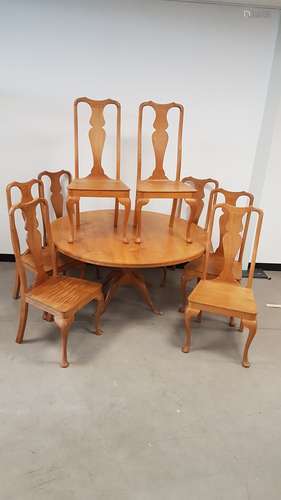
[160,176,219,287]
[134,101,197,243]
[179,188,254,312]
[9,197,104,368]
[67,97,131,244]
[182,203,263,368]
[38,169,89,277]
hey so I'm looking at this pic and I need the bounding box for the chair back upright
[74,97,121,180]
[9,198,57,293]
[203,203,263,288]
[137,101,184,182]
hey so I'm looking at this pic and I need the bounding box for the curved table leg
[131,271,162,315]
[102,268,162,314]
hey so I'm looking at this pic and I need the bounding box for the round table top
[52,210,206,269]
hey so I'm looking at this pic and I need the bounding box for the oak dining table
[52,209,206,314]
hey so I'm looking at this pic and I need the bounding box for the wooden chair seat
[137,179,196,196]
[189,280,256,319]
[26,276,102,315]
[69,177,129,193]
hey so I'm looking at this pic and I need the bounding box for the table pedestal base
[103,269,162,315]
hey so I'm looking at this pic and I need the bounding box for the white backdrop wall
[258,97,281,262]
[0,0,279,255]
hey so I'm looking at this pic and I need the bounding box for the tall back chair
[176,177,219,227]
[9,198,104,368]
[38,170,72,218]
[179,188,254,311]
[182,203,263,367]
[67,97,131,243]
[208,188,254,264]
[134,101,197,243]
[7,174,85,301]
[6,179,44,299]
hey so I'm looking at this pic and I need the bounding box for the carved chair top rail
[74,96,121,180]
[137,100,184,182]
[6,179,44,210]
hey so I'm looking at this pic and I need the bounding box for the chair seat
[26,276,102,314]
[22,248,76,274]
[189,280,256,317]
[185,254,242,281]
[137,179,196,194]
[68,176,129,192]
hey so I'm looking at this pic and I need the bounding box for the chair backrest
[9,198,57,293]
[38,170,72,219]
[203,203,263,288]
[176,177,219,226]
[6,179,44,211]
[207,188,254,263]
[137,101,184,181]
[74,97,121,180]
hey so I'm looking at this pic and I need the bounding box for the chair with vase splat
[67,97,131,244]
[134,101,197,244]
[179,188,254,313]
[182,202,263,368]
[9,197,104,368]
[6,174,84,300]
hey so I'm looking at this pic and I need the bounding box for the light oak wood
[134,101,197,243]
[9,198,104,368]
[6,178,44,299]
[161,176,218,288]
[176,177,219,226]
[52,210,205,268]
[6,175,85,300]
[38,169,87,278]
[179,188,254,312]
[38,169,72,218]
[182,203,263,368]
[52,209,206,313]
[67,97,131,244]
